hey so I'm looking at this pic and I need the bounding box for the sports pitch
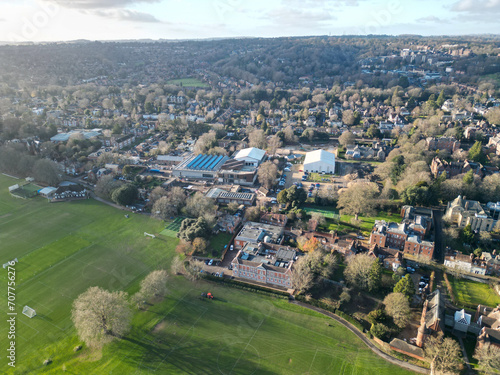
[159,217,185,238]
[0,174,415,374]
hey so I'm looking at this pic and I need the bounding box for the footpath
[291,301,430,374]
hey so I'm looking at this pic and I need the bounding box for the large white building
[303,149,335,174]
[233,147,266,167]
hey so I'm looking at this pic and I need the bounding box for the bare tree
[249,129,267,149]
[71,287,132,348]
[283,125,297,143]
[184,192,216,220]
[95,175,123,200]
[257,160,278,189]
[424,333,463,375]
[344,253,378,291]
[185,259,205,281]
[171,256,184,275]
[337,182,378,220]
[474,345,500,375]
[153,187,187,220]
[139,270,168,300]
[267,135,282,156]
[291,256,314,293]
[339,131,355,148]
[383,292,410,328]
[193,130,216,154]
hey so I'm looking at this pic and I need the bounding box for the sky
[0,0,499,43]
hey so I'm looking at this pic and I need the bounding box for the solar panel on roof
[207,155,223,170]
[187,154,203,168]
[197,155,215,170]
[191,155,208,169]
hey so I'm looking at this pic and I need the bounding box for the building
[445,195,495,232]
[426,137,460,153]
[430,157,484,179]
[303,149,335,174]
[260,213,288,227]
[368,244,403,271]
[444,251,487,275]
[231,243,296,289]
[232,147,266,167]
[172,154,229,181]
[475,305,500,349]
[416,289,445,348]
[454,309,472,333]
[215,214,242,234]
[370,220,435,261]
[481,251,500,276]
[486,202,500,221]
[206,188,256,206]
[156,155,186,167]
[234,222,284,250]
[217,158,258,186]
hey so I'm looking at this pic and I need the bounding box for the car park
[406,267,415,273]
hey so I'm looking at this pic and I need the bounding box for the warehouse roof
[234,147,266,162]
[304,149,335,165]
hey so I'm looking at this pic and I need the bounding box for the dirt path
[291,300,430,374]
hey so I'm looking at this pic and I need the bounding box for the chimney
[416,323,426,348]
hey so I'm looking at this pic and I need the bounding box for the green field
[208,232,233,258]
[304,207,340,220]
[0,174,415,374]
[160,217,185,237]
[448,275,500,308]
[166,78,209,88]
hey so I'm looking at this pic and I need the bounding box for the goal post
[22,306,36,318]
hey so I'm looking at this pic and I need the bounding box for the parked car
[208,259,214,266]
[406,267,415,273]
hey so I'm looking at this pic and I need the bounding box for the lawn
[208,232,233,258]
[0,174,416,374]
[319,211,400,236]
[166,78,209,88]
[448,274,500,308]
[303,207,340,220]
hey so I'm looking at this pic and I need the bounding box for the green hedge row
[202,274,290,298]
[294,295,365,332]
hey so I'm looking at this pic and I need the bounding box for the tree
[370,323,390,340]
[153,187,186,220]
[257,160,278,189]
[393,274,415,300]
[185,259,205,281]
[245,206,261,221]
[474,345,500,375]
[184,192,216,220]
[486,107,500,126]
[463,170,474,185]
[302,237,321,252]
[345,253,379,291]
[32,159,60,185]
[460,224,475,245]
[278,185,307,207]
[139,270,168,300]
[171,256,184,275]
[177,217,211,243]
[192,237,208,254]
[149,186,168,205]
[424,333,463,375]
[368,259,382,292]
[339,131,355,147]
[436,90,445,108]
[249,129,267,149]
[401,184,432,206]
[71,287,132,348]
[384,292,411,328]
[95,175,123,200]
[337,182,378,220]
[342,109,355,126]
[111,184,138,206]
[291,256,314,293]
[193,130,216,154]
[468,140,485,163]
[283,125,297,143]
[366,124,382,139]
[267,135,282,156]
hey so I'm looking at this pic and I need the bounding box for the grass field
[448,275,500,308]
[160,217,185,237]
[304,207,340,220]
[208,232,233,258]
[166,78,209,88]
[0,174,416,374]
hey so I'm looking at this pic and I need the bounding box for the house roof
[304,149,335,165]
[454,309,471,325]
[234,147,266,162]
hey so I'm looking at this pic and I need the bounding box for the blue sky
[1,0,499,42]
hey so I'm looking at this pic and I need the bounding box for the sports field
[166,78,209,88]
[0,174,416,374]
[160,217,185,237]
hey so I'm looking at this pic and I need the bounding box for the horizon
[1,0,499,43]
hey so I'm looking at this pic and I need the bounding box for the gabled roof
[234,147,266,162]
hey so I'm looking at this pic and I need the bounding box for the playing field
[160,217,185,237]
[0,174,416,374]
[304,207,340,220]
[166,78,209,88]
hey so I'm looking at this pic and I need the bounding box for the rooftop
[304,149,335,165]
[175,154,229,172]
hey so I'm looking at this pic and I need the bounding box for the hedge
[295,295,365,332]
[202,274,290,298]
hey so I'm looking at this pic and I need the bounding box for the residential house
[444,251,487,275]
[476,305,500,349]
[426,137,461,153]
[260,213,288,227]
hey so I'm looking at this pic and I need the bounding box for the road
[432,209,445,263]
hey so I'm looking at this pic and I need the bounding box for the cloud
[416,16,450,24]
[44,0,161,9]
[264,7,337,27]
[450,0,500,22]
[85,9,161,22]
